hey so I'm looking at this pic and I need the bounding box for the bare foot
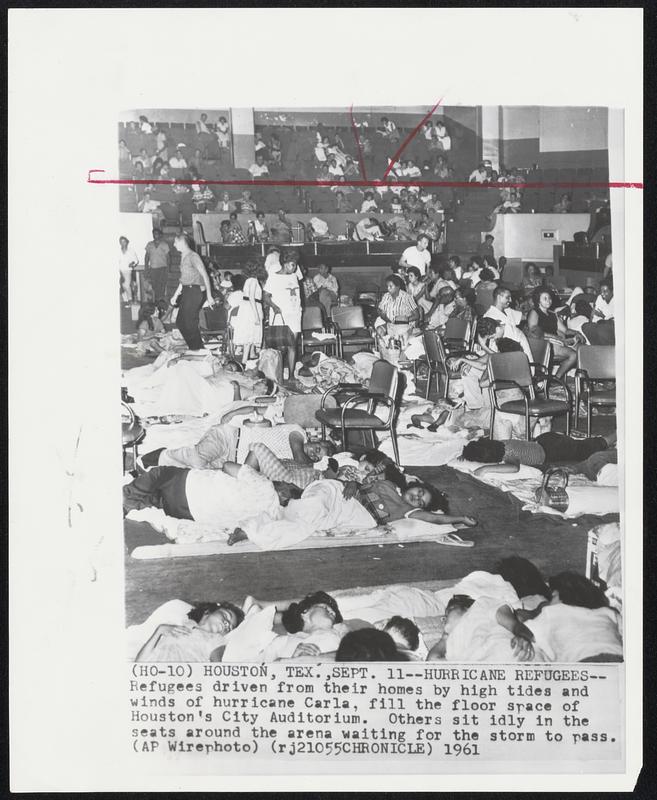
[228,528,248,546]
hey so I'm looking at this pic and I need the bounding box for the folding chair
[300,306,338,357]
[574,346,616,436]
[487,352,572,440]
[315,359,402,463]
[330,305,376,358]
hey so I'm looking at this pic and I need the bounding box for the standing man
[144,228,171,302]
[398,234,432,277]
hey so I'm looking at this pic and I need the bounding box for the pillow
[448,457,543,482]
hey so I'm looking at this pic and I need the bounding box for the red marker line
[87,171,643,190]
[349,104,368,182]
[381,98,444,180]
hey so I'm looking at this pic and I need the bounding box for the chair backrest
[422,329,447,367]
[577,345,615,380]
[302,305,324,331]
[487,352,533,388]
[331,305,367,331]
[527,336,551,370]
[368,359,399,402]
[444,317,470,344]
[195,220,207,245]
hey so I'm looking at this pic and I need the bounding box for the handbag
[264,312,296,349]
[534,467,570,512]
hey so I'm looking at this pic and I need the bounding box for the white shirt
[461,268,482,288]
[264,252,282,275]
[185,465,280,525]
[484,305,533,360]
[249,163,270,177]
[169,156,188,169]
[264,271,302,332]
[119,247,140,271]
[401,246,431,276]
[594,295,614,320]
[527,604,622,662]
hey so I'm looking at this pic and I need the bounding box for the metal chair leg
[424,367,432,400]
[525,412,531,441]
[489,408,496,439]
[444,372,450,401]
[340,424,347,452]
[390,427,400,465]
[587,397,592,437]
[565,407,571,436]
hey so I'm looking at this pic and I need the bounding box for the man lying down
[123,449,477,550]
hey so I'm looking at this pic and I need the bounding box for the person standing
[118,236,139,304]
[398,234,432,277]
[169,234,215,353]
[144,228,171,302]
[264,252,302,380]
[232,261,264,364]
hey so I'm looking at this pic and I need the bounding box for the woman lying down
[128,591,423,663]
[123,450,477,550]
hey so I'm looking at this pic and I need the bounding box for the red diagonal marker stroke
[349,104,368,182]
[382,98,444,180]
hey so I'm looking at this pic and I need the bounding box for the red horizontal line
[88,174,643,190]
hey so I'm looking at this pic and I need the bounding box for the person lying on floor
[460,430,617,478]
[123,461,301,525]
[242,436,338,490]
[140,424,333,473]
[133,601,245,662]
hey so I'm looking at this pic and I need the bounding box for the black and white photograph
[9,8,644,793]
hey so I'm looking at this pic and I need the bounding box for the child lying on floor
[460,431,617,478]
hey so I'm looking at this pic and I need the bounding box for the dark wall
[501,138,608,171]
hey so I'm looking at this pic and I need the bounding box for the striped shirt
[378,290,417,322]
[503,440,546,466]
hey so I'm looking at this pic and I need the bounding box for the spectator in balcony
[314,135,330,164]
[403,159,422,179]
[254,131,269,158]
[469,163,488,183]
[216,191,235,214]
[139,115,153,134]
[192,183,215,213]
[189,148,205,176]
[239,190,257,214]
[225,212,247,245]
[327,155,344,179]
[270,210,293,245]
[169,147,188,170]
[434,121,451,151]
[138,192,165,227]
[216,116,230,149]
[334,190,352,213]
[269,134,282,167]
[434,155,451,180]
[377,116,400,142]
[355,217,384,242]
[553,193,573,214]
[254,211,270,243]
[144,228,171,302]
[249,153,270,179]
[399,234,432,277]
[389,209,416,241]
[132,160,146,181]
[343,156,360,180]
[416,211,442,243]
[389,196,403,215]
[154,127,169,162]
[492,187,521,215]
[360,191,379,214]
[316,163,331,183]
[119,139,132,163]
[423,121,435,141]
[150,157,164,178]
[220,220,231,244]
[137,147,153,173]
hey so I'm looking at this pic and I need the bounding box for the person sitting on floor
[460,430,617,478]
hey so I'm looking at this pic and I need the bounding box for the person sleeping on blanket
[427,571,622,663]
[228,448,477,547]
[242,437,338,490]
[459,430,617,479]
[133,601,245,662]
[140,424,333,473]
[123,461,301,526]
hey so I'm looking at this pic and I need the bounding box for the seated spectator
[426,286,456,330]
[216,191,235,214]
[492,187,521,215]
[399,234,432,276]
[196,112,212,136]
[150,157,165,178]
[269,133,282,166]
[254,211,269,243]
[316,164,331,182]
[360,191,379,214]
[249,153,270,179]
[375,275,419,343]
[239,190,257,214]
[403,159,422,178]
[270,209,293,244]
[225,212,247,244]
[481,255,500,279]
[484,286,533,360]
[327,156,344,178]
[139,115,153,134]
[334,190,352,213]
[216,116,231,149]
[312,263,339,318]
[343,156,360,179]
[450,287,476,324]
[477,267,499,293]
[447,254,463,281]
[132,160,146,180]
[567,296,593,339]
[355,217,384,242]
[390,196,403,215]
[461,256,484,288]
[155,127,168,162]
[254,131,269,159]
[137,192,165,226]
[169,147,188,170]
[434,121,451,151]
[405,266,427,308]
[377,116,400,142]
[434,156,451,179]
[119,139,132,163]
[220,219,231,244]
[553,193,573,213]
[592,279,614,321]
[469,162,488,183]
[581,280,615,345]
[416,210,442,243]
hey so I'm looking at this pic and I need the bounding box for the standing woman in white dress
[264,253,302,380]
[216,116,231,149]
[233,261,265,364]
